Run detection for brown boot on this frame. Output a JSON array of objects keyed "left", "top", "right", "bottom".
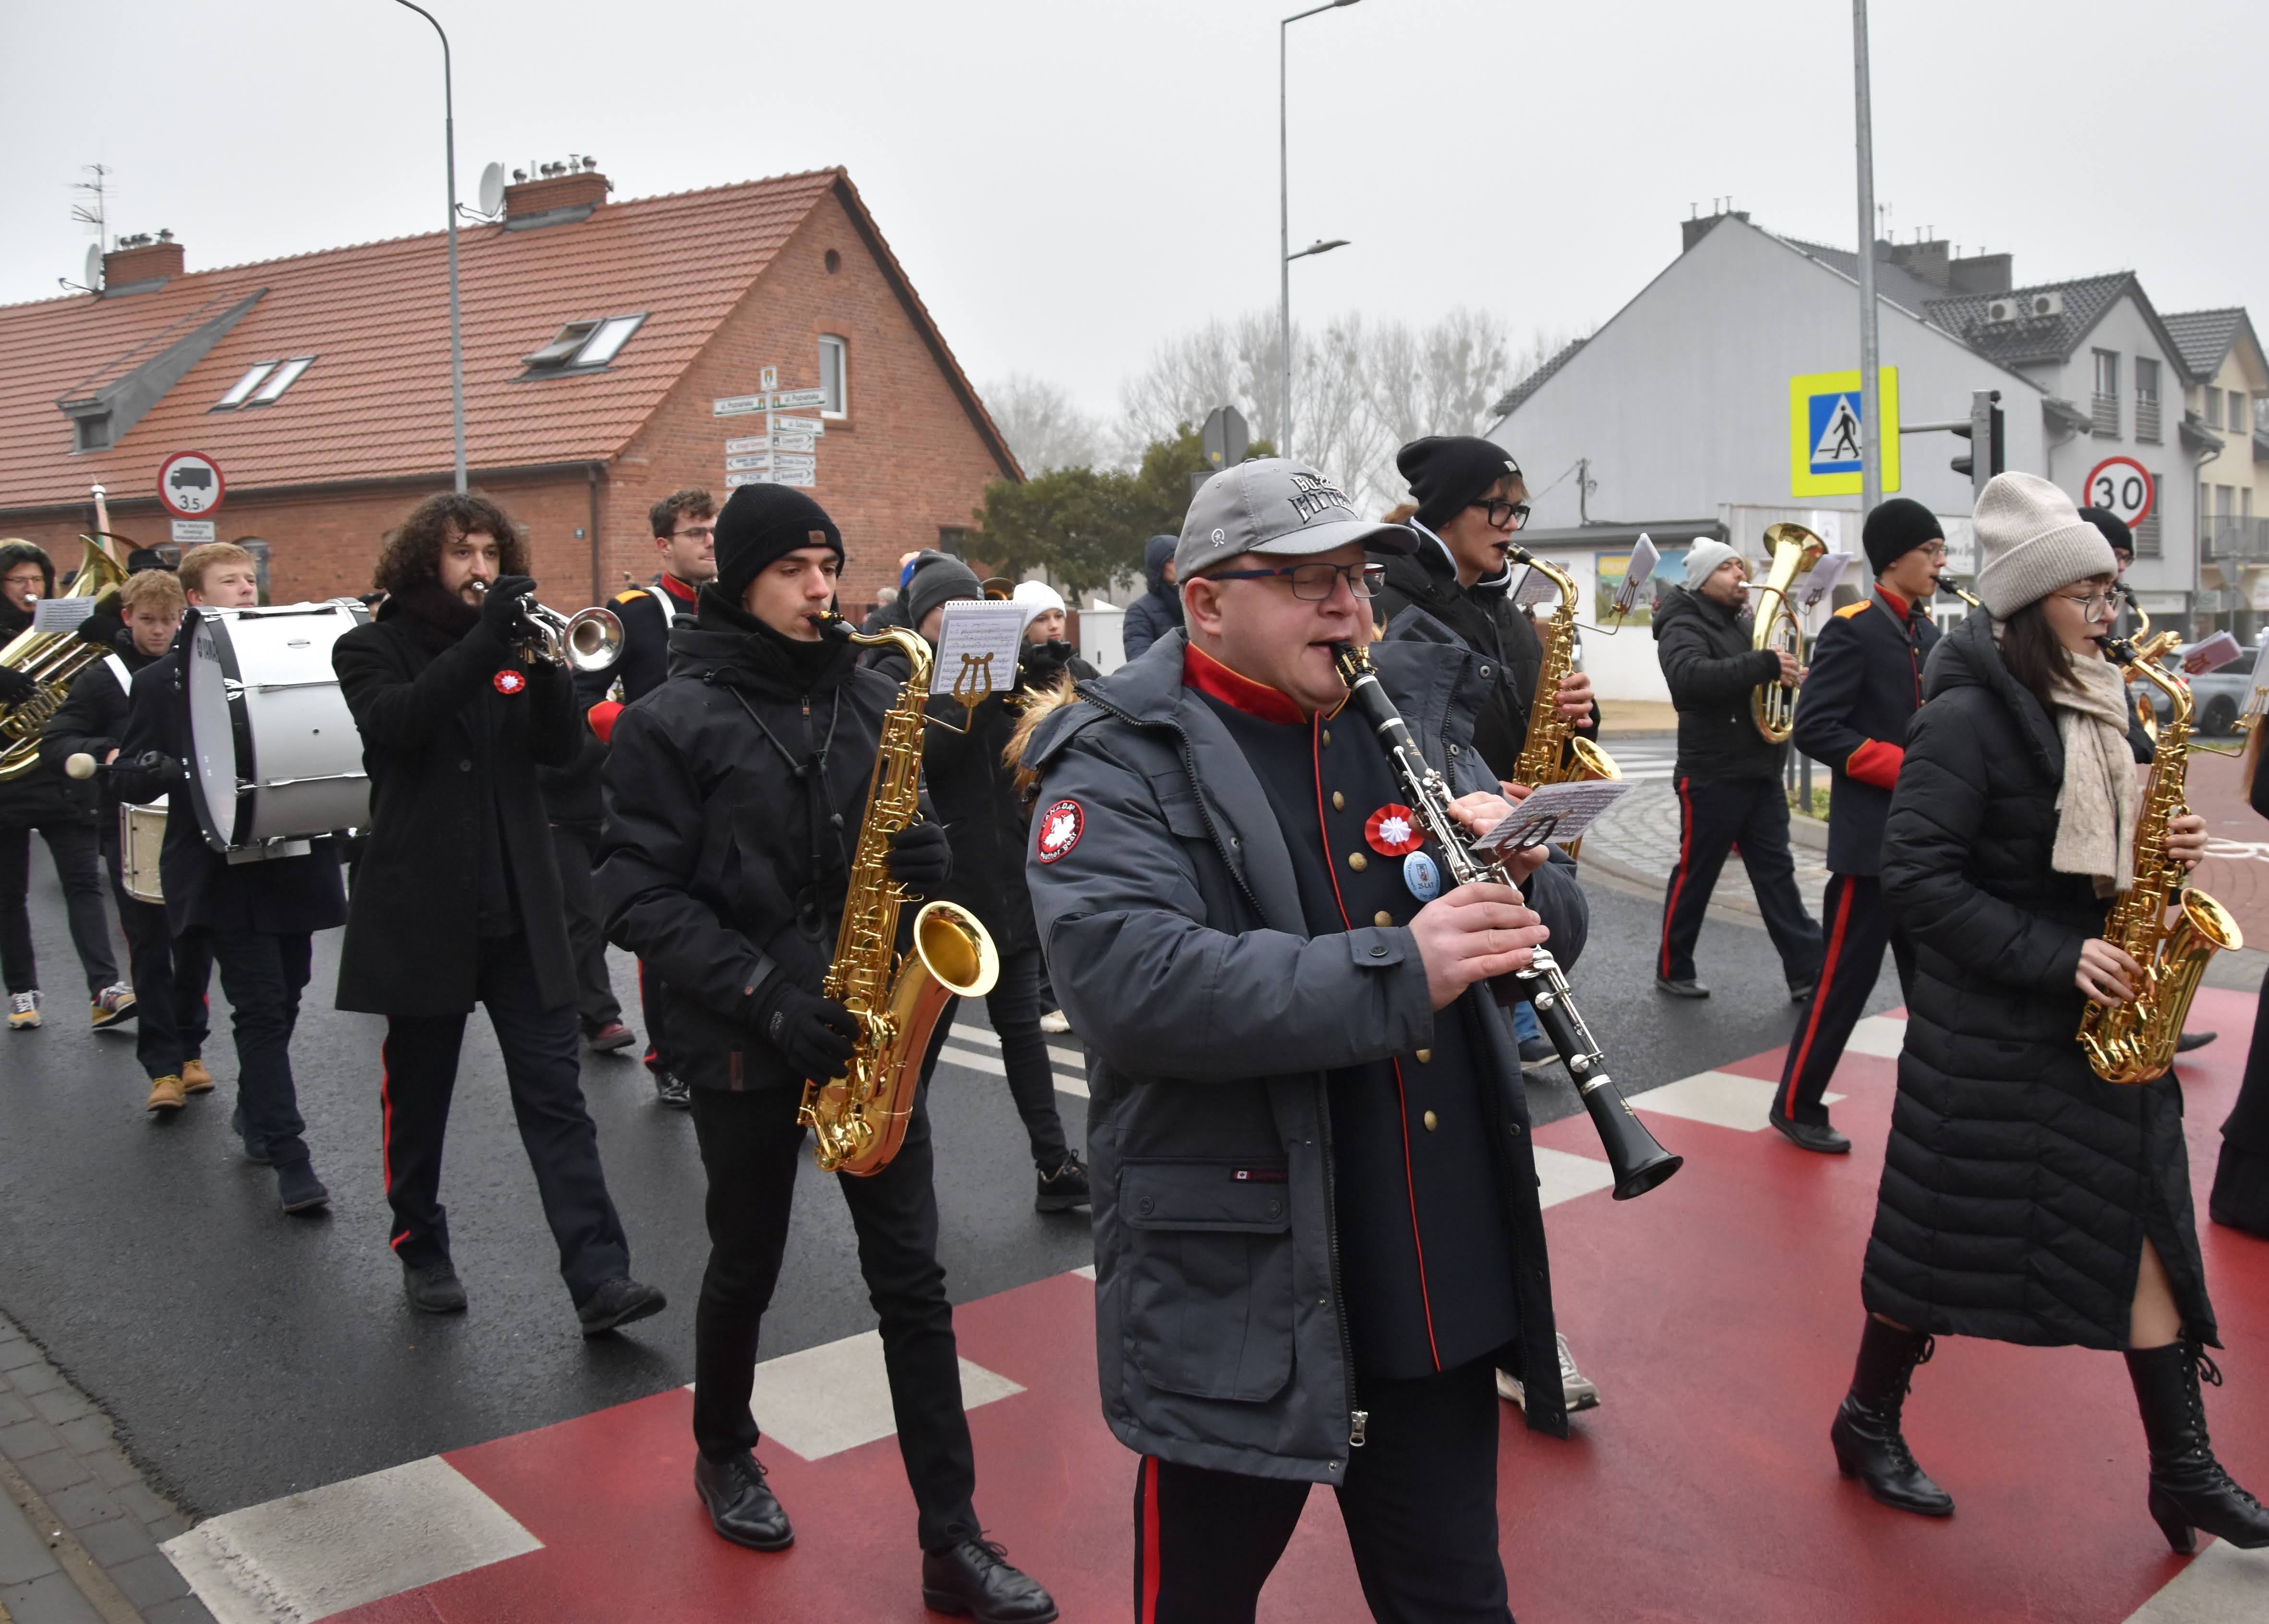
[
  {"left": 181, "top": 1058, "right": 214, "bottom": 1093},
  {"left": 145, "top": 1075, "right": 187, "bottom": 1113}
]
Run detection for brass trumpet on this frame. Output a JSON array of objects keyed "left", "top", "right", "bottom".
[{"left": 468, "top": 580, "right": 622, "bottom": 673}]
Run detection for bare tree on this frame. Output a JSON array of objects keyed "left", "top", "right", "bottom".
[{"left": 979, "top": 372, "right": 1109, "bottom": 474}]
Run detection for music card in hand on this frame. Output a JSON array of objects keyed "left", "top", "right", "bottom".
[
  {"left": 929, "top": 601, "right": 1027, "bottom": 703},
  {"left": 1610, "top": 534, "right": 1659, "bottom": 616},
  {"left": 1468, "top": 779, "right": 1633, "bottom": 857},
  {"left": 1797, "top": 551, "right": 1857, "bottom": 609},
  {"left": 31, "top": 597, "right": 96, "bottom": 633}
]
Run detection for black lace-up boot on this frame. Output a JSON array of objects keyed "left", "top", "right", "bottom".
[
  {"left": 2125, "top": 1340, "right": 2269, "bottom": 1553},
  {"left": 1830, "top": 1317, "right": 1953, "bottom": 1517}
]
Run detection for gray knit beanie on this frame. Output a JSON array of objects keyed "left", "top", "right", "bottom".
[
  {"left": 903, "top": 552, "right": 983, "bottom": 633},
  {"left": 1973, "top": 472, "right": 2114, "bottom": 619},
  {"left": 1682, "top": 538, "right": 1739, "bottom": 589}
]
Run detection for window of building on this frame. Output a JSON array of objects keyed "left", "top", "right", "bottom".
[
  {"left": 2091, "top": 349, "right": 2120, "bottom": 436},
  {"left": 2207, "top": 387, "right": 2224, "bottom": 429},
  {"left": 2135, "top": 357, "right": 2161, "bottom": 442},
  {"left": 73, "top": 415, "right": 111, "bottom": 453},
  {"left": 243, "top": 356, "right": 315, "bottom": 407},
  {"left": 819, "top": 334, "right": 848, "bottom": 417},
  {"left": 216, "top": 362, "right": 278, "bottom": 408},
  {"left": 571, "top": 315, "right": 644, "bottom": 368},
  {"left": 521, "top": 314, "right": 647, "bottom": 373},
  {"left": 936, "top": 527, "right": 968, "bottom": 557}
]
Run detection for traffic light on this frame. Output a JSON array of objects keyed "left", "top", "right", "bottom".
[{"left": 1950, "top": 388, "right": 2005, "bottom": 499}]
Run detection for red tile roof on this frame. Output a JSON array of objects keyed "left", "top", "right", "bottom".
[{"left": 0, "top": 168, "right": 1011, "bottom": 512}]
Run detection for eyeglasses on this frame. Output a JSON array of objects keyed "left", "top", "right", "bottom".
[
  {"left": 1917, "top": 543, "right": 1949, "bottom": 560},
  {"left": 1205, "top": 561, "right": 1389, "bottom": 601},
  {"left": 2056, "top": 591, "right": 2120, "bottom": 618},
  {"left": 673, "top": 526, "right": 716, "bottom": 543},
  {"left": 1468, "top": 499, "right": 1532, "bottom": 531}
]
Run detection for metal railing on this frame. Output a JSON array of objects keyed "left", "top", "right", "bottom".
[
  {"left": 2093, "top": 392, "right": 2121, "bottom": 436},
  {"left": 2201, "top": 515, "right": 2269, "bottom": 562},
  {"left": 2136, "top": 398, "right": 2162, "bottom": 442}
]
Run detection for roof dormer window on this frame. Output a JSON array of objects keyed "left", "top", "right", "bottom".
[
  {"left": 215, "top": 362, "right": 277, "bottom": 408},
  {"left": 521, "top": 314, "right": 646, "bottom": 376}
]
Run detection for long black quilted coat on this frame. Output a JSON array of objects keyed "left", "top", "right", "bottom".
[{"left": 1862, "top": 609, "right": 2216, "bottom": 1349}]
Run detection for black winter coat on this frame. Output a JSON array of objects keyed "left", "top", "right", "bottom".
[
  {"left": 1121, "top": 535, "right": 1183, "bottom": 663},
  {"left": 0, "top": 597, "right": 96, "bottom": 829},
  {"left": 39, "top": 634, "right": 161, "bottom": 833},
  {"left": 332, "top": 600, "right": 581, "bottom": 1016},
  {"left": 1863, "top": 609, "right": 2215, "bottom": 1349},
  {"left": 597, "top": 611, "right": 906, "bottom": 1092},
  {"left": 1789, "top": 586, "right": 1938, "bottom": 876},
  {"left": 1653, "top": 585, "right": 1787, "bottom": 781}
]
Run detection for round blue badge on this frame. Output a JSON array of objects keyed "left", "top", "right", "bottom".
[{"left": 1402, "top": 848, "right": 1441, "bottom": 903}]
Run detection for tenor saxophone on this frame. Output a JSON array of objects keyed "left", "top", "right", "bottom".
[
  {"left": 2076, "top": 630, "right": 2244, "bottom": 1084},
  {"left": 798, "top": 620, "right": 1000, "bottom": 1174}
]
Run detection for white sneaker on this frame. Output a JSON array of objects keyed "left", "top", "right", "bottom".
[
  {"left": 1038, "top": 1009, "right": 1070, "bottom": 1034},
  {"left": 1495, "top": 1334, "right": 1601, "bottom": 1413},
  {"left": 8, "top": 990, "right": 39, "bottom": 1030}
]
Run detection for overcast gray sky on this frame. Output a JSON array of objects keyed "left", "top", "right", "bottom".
[{"left": 8, "top": 0, "right": 2266, "bottom": 423}]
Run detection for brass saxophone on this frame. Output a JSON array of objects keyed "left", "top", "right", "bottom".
[
  {"left": 2077, "top": 630, "right": 2244, "bottom": 1084},
  {"left": 798, "top": 620, "right": 1000, "bottom": 1174},
  {"left": 1508, "top": 547, "right": 1620, "bottom": 790}
]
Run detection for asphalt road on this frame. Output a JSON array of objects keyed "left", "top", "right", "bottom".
[{"left": 0, "top": 853, "right": 1896, "bottom": 1521}]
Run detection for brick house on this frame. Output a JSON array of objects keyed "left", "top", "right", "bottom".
[{"left": 0, "top": 167, "right": 1019, "bottom": 613}]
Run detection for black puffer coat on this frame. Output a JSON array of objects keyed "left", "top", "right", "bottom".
[
  {"left": 1371, "top": 528, "right": 1545, "bottom": 783},
  {"left": 0, "top": 589, "right": 97, "bottom": 829},
  {"left": 1652, "top": 585, "right": 1786, "bottom": 781},
  {"left": 1863, "top": 609, "right": 2215, "bottom": 1349},
  {"left": 1120, "top": 535, "right": 1183, "bottom": 662}
]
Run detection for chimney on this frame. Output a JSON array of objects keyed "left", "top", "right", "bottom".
[
  {"left": 103, "top": 229, "right": 183, "bottom": 290},
  {"left": 502, "top": 161, "right": 611, "bottom": 229}
]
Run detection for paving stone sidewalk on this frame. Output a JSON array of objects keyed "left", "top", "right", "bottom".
[
  {"left": 1580, "top": 778, "right": 1832, "bottom": 922},
  {"left": 0, "top": 1314, "right": 211, "bottom": 1624}
]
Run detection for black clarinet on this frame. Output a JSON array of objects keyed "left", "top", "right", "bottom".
[{"left": 1332, "top": 642, "right": 1681, "bottom": 1200}]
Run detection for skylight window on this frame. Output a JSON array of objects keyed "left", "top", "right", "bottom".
[
  {"left": 244, "top": 356, "right": 315, "bottom": 406},
  {"left": 521, "top": 314, "right": 648, "bottom": 374},
  {"left": 215, "top": 362, "right": 277, "bottom": 408}
]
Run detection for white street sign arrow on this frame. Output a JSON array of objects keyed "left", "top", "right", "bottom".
[
  {"left": 768, "top": 416, "right": 825, "bottom": 437},
  {"left": 724, "top": 454, "right": 775, "bottom": 472},
  {"left": 768, "top": 388, "right": 828, "bottom": 410},
  {"left": 713, "top": 395, "right": 767, "bottom": 417}
]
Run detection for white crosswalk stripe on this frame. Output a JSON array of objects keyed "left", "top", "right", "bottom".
[{"left": 935, "top": 1024, "right": 1091, "bottom": 1098}]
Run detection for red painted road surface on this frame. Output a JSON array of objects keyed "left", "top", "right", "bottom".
[{"left": 309, "top": 991, "right": 2268, "bottom": 1623}]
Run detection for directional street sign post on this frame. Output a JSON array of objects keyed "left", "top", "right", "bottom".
[
  {"left": 718, "top": 377, "right": 829, "bottom": 489},
  {"left": 1789, "top": 369, "right": 1900, "bottom": 497}
]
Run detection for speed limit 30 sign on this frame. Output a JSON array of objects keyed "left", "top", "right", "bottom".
[{"left": 2084, "top": 455, "right": 2153, "bottom": 532}]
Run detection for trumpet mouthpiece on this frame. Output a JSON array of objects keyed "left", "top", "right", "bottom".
[{"left": 63, "top": 753, "right": 96, "bottom": 781}]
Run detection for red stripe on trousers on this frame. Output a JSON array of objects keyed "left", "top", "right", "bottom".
[
  {"left": 1781, "top": 875, "right": 1854, "bottom": 1118},
  {"left": 1660, "top": 776, "right": 1697, "bottom": 978},
  {"left": 1137, "top": 1456, "right": 1161, "bottom": 1624}
]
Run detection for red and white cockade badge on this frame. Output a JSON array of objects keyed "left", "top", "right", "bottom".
[
  {"left": 1035, "top": 799, "right": 1084, "bottom": 863},
  {"left": 1364, "top": 803, "right": 1424, "bottom": 856},
  {"left": 492, "top": 668, "right": 527, "bottom": 695}
]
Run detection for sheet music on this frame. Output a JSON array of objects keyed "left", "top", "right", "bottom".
[
  {"left": 928, "top": 600, "right": 1028, "bottom": 700},
  {"left": 2180, "top": 631, "right": 2242, "bottom": 675},
  {"left": 31, "top": 597, "right": 96, "bottom": 633},
  {"left": 1797, "top": 551, "right": 1857, "bottom": 609},
  {"left": 1467, "top": 778, "right": 1634, "bottom": 857},
  {"left": 1610, "top": 534, "right": 1659, "bottom": 615}
]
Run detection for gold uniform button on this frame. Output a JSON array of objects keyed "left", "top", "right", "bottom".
[
  {"left": 1373, "top": 910, "right": 1393, "bottom": 927},
  {"left": 1332, "top": 791, "right": 1345, "bottom": 811},
  {"left": 1414, "top": 1048, "right": 1431, "bottom": 1063},
  {"left": 1347, "top": 852, "right": 1368, "bottom": 872},
  {"left": 1423, "top": 1110, "right": 1439, "bottom": 1131},
  {"left": 1321, "top": 728, "right": 1332, "bottom": 746}
]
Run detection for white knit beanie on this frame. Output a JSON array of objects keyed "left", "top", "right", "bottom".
[
  {"left": 1973, "top": 472, "right": 2115, "bottom": 619},
  {"left": 1682, "top": 538, "right": 1739, "bottom": 589},
  {"left": 1011, "top": 579, "right": 1066, "bottom": 632}
]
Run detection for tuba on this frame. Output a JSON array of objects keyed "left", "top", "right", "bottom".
[
  {"left": 0, "top": 533, "right": 132, "bottom": 782},
  {"left": 1749, "top": 523, "right": 1826, "bottom": 742},
  {"left": 799, "top": 620, "right": 999, "bottom": 1174},
  {"left": 1508, "top": 548, "right": 1620, "bottom": 790},
  {"left": 2077, "top": 630, "right": 2243, "bottom": 1083}
]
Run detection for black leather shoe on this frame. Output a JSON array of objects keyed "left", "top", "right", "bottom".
[
  {"left": 404, "top": 1261, "right": 468, "bottom": 1314},
  {"left": 2176, "top": 1030, "right": 2218, "bottom": 1054},
  {"left": 1788, "top": 978, "right": 1818, "bottom": 1003},
  {"left": 577, "top": 1277, "right": 667, "bottom": 1337},
  {"left": 693, "top": 1452, "right": 793, "bottom": 1551},
  {"left": 920, "top": 1538, "right": 1057, "bottom": 1623},
  {"left": 1034, "top": 1153, "right": 1090, "bottom": 1214},
  {"left": 653, "top": 1069, "right": 691, "bottom": 1110},
  {"left": 1830, "top": 1319, "right": 1953, "bottom": 1517},
  {"left": 1654, "top": 977, "right": 1710, "bottom": 999},
  {"left": 1769, "top": 1112, "right": 1851, "bottom": 1155},
  {"left": 230, "top": 1103, "right": 271, "bottom": 1165},
  {"left": 275, "top": 1158, "right": 329, "bottom": 1214},
  {"left": 2125, "top": 1341, "right": 2269, "bottom": 1552}
]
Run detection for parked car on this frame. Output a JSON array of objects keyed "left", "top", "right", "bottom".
[{"left": 2132, "top": 640, "right": 2260, "bottom": 735}]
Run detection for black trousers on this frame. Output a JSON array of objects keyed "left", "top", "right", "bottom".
[
  {"left": 0, "top": 818, "right": 116, "bottom": 996},
  {"left": 687, "top": 1081, "right": 979, "bottom": 1553},
  {"left": 548, "top": 823, "right": 622, "bottom": 1033},
  {"left": 1774, "top": 872, "right": 1914, "bottom": 1125},
  {"left": 1131, "top": 1358, "right": 1510, "bottom": 1624},
  {"left": 105, "top": 841, "right": 212, "bottom": 1080},
  {"left": 919, "top": 943, "right": 1069, "bottom": 1170},
  {"left": 208, "top": 930, "right": 313, "bottom": 1167},
  {"left": 1657, "top": 775, "right": 1823, "bottom": 987},
  {"left": 639, "top": 959, "right": 672, "bottom": 1075},
  {"left": 2212, "top": 967, "right": 2269, "bottom": 1235},
  {"left": 379, "top": 932, "right": 631, "bottom": 1302}
]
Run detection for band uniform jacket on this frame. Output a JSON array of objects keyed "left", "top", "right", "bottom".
[
  {"left": 1020, "top": 630, "right": 1586, "bottom": 1485},
  {"left": 1789, "top": 586, "right": 1940, "bottom": 877},
  {"left": 0, "top": 595, "right": 96, "bottom": 829},
  {"left": 332, "top": 602, "right": 581, "bottom": 1016},
  {"left": 109, "top": 645, "right": 347, "bottom": 938},
  {"left": 39, "top": 634, "right": 163, "bottom": 833},
  {"left": 1652, "top": 584, "right": 1787, "bottom": 781}
]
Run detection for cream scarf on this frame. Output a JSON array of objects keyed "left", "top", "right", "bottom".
[{"left": 2050, "top": 651, "right": 2140, "bottom": 896}]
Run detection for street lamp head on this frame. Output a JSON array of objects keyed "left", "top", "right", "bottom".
[{"left": 1310, "top": 238, "right": 1349, "bottom": 254}]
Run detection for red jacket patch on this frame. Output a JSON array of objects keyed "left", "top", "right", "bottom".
[{"left": 1035, "top": 800, "right": 1084, "bottom": 863}]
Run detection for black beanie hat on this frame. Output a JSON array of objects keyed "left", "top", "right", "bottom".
[
  {"left": 1861, "top": 497, "right": 1944, "bottom": 576},
  {"left": 1397, "top": 436, "right": 1525, "bottom": 532},
  {"left": 711, "top": 483, "right": 843, "bottom": 601},
  {"left": 903, "top": 551, "right": 983, "bottom": 633},
  {"left": 2078, "top": 505, "right": 2134, "bottom": 558}
]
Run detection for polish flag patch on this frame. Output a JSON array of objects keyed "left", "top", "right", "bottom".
[
  {"left": 1364, "top": 803, "right": 1424, "bottom": 856},
  {"left": 1035, "top": 799, "right": 1084, "bottom": 864},
  {"left": 492, "top": 668, "right": 527, "bottom": 695}
]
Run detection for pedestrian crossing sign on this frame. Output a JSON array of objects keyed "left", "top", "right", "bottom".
[{"left": 1789, "top": 368, "right": 1899, "bottom": 497}]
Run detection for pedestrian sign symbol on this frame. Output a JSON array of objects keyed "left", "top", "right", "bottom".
[{"left": 1789, "top": 368, "right": 1900, "bottom": 497}]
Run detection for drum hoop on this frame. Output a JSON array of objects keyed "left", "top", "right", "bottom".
[{"left": 184, "top": 600, "right": 370, "bottom": 854}]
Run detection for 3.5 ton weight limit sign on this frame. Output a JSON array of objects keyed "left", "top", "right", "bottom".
[{"left": 2085, "top": 455, "right": 2153, "bottom": 533}]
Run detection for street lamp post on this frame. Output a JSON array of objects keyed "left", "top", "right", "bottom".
[
  {"left": 394, "top": 0, "right": 469, "bottom": 495},
  {"left": 1852, "top": 0, "right": 1880, "bottom": 517},
  {"left": 1281, "top": 0, "right": 1360, "bottom": 462}
]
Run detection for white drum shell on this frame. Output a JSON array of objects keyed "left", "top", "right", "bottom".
[
  {"left": 120, "top": 798, "right": 166, "bottom": 904},
  {"left": 185, "top": 601, "right": 370, "bottom": 851}
]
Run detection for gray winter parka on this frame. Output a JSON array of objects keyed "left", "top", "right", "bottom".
[{"left": 1021, "top": 630, "right": 1582, "bottom": 1484}]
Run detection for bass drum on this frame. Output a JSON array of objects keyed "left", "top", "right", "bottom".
[
  {"left": 185, "top": 600, "right": 372, "bottom": 853},
  {"left": 120, "top": 797, "right": 167, "bottom": 904}
]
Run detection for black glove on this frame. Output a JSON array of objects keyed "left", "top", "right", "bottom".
[
  {"left": 478, "top": 574, "right": 540, "bottom": 638},
  {"left": 74, "top": 609, "right": 126, "bottom": 653},
  {"left": 751, "top": 978, "right": 860, "bottom": 1080},
  {"left": 886, "top": 820, "right": 953, "bottom": 895},
  {"left": 0, "top": 666, "right": 36, "bottom": 705},
  {"left": 1018, "top": 639, "right": 1075, "bottom": 684}
]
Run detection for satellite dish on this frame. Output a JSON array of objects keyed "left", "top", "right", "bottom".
[
  {"left": 83, "top": 243, "right": 102, "bottom": 292},
  {"left": 477, "top": 162, "right": 506, "bottom": 217}
]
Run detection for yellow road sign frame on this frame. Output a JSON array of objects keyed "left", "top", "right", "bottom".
[{"left": 1790, "top": 368, "right": 1899, "bottom": 497}]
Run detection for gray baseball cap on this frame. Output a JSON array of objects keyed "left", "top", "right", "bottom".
[{"left": 1175, "top": 458, "right": 1417, "bottom": 579}]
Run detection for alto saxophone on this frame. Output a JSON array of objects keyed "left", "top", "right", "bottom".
[
  {"left": 799, "top": 620, "right": 1000, "bottom": 1174},
  {"left": 2076, "top": 630, "right": 2244, "bottom": 1084},
  {"left": 1508, "top": 547, "right": 1620, "bottom": 791}
]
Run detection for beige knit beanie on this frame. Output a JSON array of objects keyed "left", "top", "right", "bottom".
[{"left": 1973, "top": 472, "right": 2114, "bottom": 619}]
